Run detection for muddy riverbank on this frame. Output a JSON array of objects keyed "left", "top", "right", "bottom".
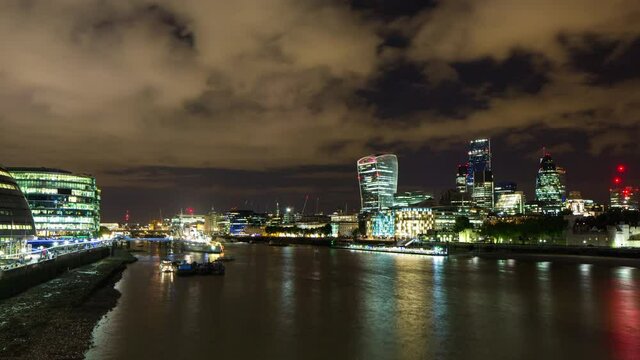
[{"left": 0, "top": 250, "right": 136, "bottom": 359}]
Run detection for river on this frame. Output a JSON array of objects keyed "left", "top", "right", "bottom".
[{"left": 85, "top": 243, "right": 640, "bottom": 360}]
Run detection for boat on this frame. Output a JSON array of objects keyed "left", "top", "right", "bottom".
[
  {"left": 172, "top": 214, "right": 224, "bottom": 253},
  {"left": 159, "top": 260, "right": 176, "bottom": 273},
  {"left": 176, "top": 261, "right": 196, "bottom": 276},
  {"left": 196, "top": 261, "right": 225, "bottom": 275},
  {"left": 181, "top": 240, "right": 224, "bottom": 253}
]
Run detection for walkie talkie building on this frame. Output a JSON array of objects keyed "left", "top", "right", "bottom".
[{"left": 357, "top": 154, "right": 398, "bottom": 213}]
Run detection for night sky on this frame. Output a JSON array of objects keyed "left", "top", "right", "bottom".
[{"left": 1, "top": 0, "right": 639, "bottom": 222}]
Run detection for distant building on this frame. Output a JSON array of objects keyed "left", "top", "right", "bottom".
[
  {"left": 534, "top": 153, "right": 565, "bottom": 214},
  {"left": 609, "top": 164, "right": 638, "bottom": 210},
  {"left": 472, "top": 170, "right": 494, "bottom": 210},
  {"left": 494, "top": 182, "right": 517, "bottom": 205},
  {"left": 366, "top": 208, "right": 435, "bottom": 239},
  {"left": 330, "top": 212, "right": 358, "bottom": 238},
  {"left": 225, "top": 210, "right": 267, "bottom": 236},
  {"left": 9, "top": 167, "right": 100, "bottom": 239},
  {"left": 495, "top": 192, "right": 525, "bottom": 215},
  {"left": 610, "top": 187, "right": 639, "bottom": 210},
  {"left": 456, "top": 164, "right": 468, "bottom": 193},
  {"left": 0, "top": 166, "right": 36, "bottom": 257},
  {"left": 393, "top": 191, "right": 433, "bottom": 208},
  {"left": 467, "top": 139, "right": 494, "bottom": 210},
  {"left": 357, "top": 154, "right": 398, "bottom": 213}
]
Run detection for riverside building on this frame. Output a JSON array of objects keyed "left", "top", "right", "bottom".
[
  {"left": 8, "top": 168, "right": 100, "bottom": 239},
  {"left": 0, "top": 166, "right": 36, "bottom": 257}
]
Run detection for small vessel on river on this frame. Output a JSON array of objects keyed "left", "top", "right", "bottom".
[{"left": 176, "top": 260, "right": 225, "bottom": 276}]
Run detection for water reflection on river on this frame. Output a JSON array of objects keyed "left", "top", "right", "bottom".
[{"left": 85, "top": 244, "right": 640, "bottom": 360}]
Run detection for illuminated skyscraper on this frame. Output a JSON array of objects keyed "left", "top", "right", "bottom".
[
  {"left": 610, "top": 164, "right": 639, "bottom": 210},
  {"left": 534, "top": 153, "right": 566, "bottom": 214},
  {"left": 467, "top": 139, "right": 493, "bottom": 209},
  {"left": 357, "top": 154, "right": 398, "bottom": 213},
  {"left": 9, "top": 168, "right": 101, "bottom": 239},
  {"left": 467, "top": 139, "right": 491, "bottom": 189}
]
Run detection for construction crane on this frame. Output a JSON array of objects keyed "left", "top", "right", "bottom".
[{"left": 301, "top": 194, "right": 309, "bottom": 215}]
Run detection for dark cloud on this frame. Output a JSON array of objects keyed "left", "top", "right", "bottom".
[{"left": 1, "top": 0, "right": 639, "bottom": 219}]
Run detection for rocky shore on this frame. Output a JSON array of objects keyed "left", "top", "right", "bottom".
[{"left": 0, "top": 249, "right": 137, "bottom": 360}]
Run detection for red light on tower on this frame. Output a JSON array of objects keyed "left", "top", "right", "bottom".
[
  {"left": 186, "top": 207, "right": 194, "bottom": 215},
  {"left": 614, "top": 177, "right": 622, "bottom": 185},
  {"left": 617, "top": 164, "right": 626, "bottom": 173}
]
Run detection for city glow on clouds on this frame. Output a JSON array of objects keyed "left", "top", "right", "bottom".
[{"left": 1, "top": 0, "right": 639, "bottom": 186}]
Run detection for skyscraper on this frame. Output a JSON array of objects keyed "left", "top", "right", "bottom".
[
  {"left": 535, "top": 153, "right": 566, "bottom": 214},
  {"left": 467, "top": 139, "right": 493, "bottom": 209},
  {"left": 357, "top": 154, "right": 398, "bottom": 213},
  {"left": 610, "top": 164, "right": 639, "bottom": 210}
]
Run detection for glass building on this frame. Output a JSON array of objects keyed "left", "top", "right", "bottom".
[
  {"left": 393, "top": 191, "right": 432, "bottom": 208},
  {"left": 495, "top": 192, "right": 525, "bottom": 215},
  {"left": 0, "top": 166, "right": 36, "bottom": 257},
  {"left": 357, "top": 154, "right": 398, "bottom": 213},
  {"left": 467, "top": 139, "right": 491, "bottom": 189},
  {"left": 8, "top": 168, "right": 101, "bottom": 239},
  {"left": 534, "top": 154, "right": 566, "bottom": 214},
  {"left": 467, "top": 139, "right": 494, "bottom": 210}
]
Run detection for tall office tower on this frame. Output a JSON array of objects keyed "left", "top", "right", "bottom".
[
  {"left": 357, "top": 154, "right": 398, "bottom": 213},
  {"left": 535, "top": 153, "right": 566, "bottom": 214},
  {"left": 610, "top": 164, "right": 639, "bottom": 210},
  {"left": 467, "top": 139, "right": 493, "bottom": 209},
  {"left": 467, "top": 139, "right": 491, "bottom": 189},
  {"left": 456, "top": 164, "right": 468, "bottom": 193},
  {"left": 472, "top": 169, "right": 494, "bottom": 210}
]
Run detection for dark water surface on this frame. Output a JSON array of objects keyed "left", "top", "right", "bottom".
[{"left": 85, "top": 244, "right": 640, "bottom": 360}]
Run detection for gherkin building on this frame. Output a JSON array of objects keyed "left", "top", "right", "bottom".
[{"left": 535, "top": 154, "right": 566, "bottom": 214}]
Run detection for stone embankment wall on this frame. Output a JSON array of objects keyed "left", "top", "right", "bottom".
[{"left": 0, "top": 247, "right": 110, "bottom": 300}]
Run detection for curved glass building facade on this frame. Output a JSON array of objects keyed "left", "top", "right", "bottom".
[
  {"left": 8, "top": 168, "right": 100, "bottom": 239},
  {"left": 535, "top": 154, "right": 566, "bottom": 214},
  {"left": 357, "top": 154, "right": 398, "bottom": 213},
  {"left": 0, "top": 166, "right": 35, "bottom": 256}
]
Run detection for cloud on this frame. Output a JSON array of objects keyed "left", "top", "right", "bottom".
[
  {"left": 0, "top": 0, "right": 383, "bottom": 178},
  {"left": 1, "top": 0, "right": 639, "bottom": 195},
  {"left": 407, "top": 0, "right": 640, "bottom": 63}
]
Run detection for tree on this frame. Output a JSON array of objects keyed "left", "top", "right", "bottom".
[{"left": 453, "top": 216, "right": 472, "bottom": 233}]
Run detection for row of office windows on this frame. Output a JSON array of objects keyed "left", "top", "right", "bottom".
[
  {"left": 0, "top": 224, "right": 34, "bottom": 230},
  {"left": 11, "top": 173, "right": 94, "bottom": 185},
  {"left": 0, "top": 183, "right": 18, "bottom": 191}
]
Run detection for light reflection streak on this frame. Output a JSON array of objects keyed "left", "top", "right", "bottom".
[{"left": 609, "top": 267, "right": 640, "bottom": 360}]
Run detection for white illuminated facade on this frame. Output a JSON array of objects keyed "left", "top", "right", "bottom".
[
  {"left": 357, "top": 154, "right": 398, "bottom": 213},
  {"left": 366, "top": 208, "right": 434, "bottom": 239},
  {"left": 495, "top": 192, "right": 525, "bottom": 215},
  {"left": 394, "top": 208, "right": 434, "bottom": 239}
]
